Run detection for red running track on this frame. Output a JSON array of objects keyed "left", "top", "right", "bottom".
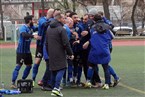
[{"left": 0, "top": 39, "right": 145, "bottom": 49}]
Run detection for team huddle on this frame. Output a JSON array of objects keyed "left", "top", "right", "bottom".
[{"left": 11, "top": 8, "right": 120, "bottom": 96}]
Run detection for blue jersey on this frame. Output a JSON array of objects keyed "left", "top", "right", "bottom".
[
  {"left": 79, "top": 21, "right": 90, "bottom": 50},
  {"left": 64, "top": 24, "right": 71, "bottom": 40},
  {"left": 43, "top": 40, "right": 49, "bottom": 60},
  {"left": 42, "top": 18, "right": 54, "bottom": 60},
  {"left": 73, "top": 23, "right": 84, "bottom": 38},
  {"left": 37, "top": 17, "right": 54, "bottom": 46},
  {"left": 17, "top": 25, "right": 33, "bottom": 53},
  {"left": 88, "top": 28, "right": 113, "bottom": 65}
]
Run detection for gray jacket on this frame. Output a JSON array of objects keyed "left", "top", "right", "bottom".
[{"left": 46, "top": 19, "right": 73, "bottom": 71}]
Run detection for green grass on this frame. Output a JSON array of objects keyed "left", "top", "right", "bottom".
[{"left": 0, "top": 46, "right": 145, "bottom": 97}]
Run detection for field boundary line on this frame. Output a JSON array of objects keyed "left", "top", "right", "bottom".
[{"left": 100, "top": 77, "right": 145, "bottom": 95}]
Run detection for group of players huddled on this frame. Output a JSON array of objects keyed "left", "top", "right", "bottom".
[{"left": 11, "top": 8, "right": 120, "bottom": 96}]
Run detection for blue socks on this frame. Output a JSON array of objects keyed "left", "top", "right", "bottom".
[
  {"left": 87, "top": 67, "right": 94, "bottom": 81},
  {"left": 32, "top": 64, "right": 39, "bottom": 81},
  {"left": 22, "top": 66, "right": 32, "bottom": 79},
  {"left": 12, "top": 65, "right": 21, "bottom": 84}
]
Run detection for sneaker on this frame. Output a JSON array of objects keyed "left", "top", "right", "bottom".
[
  {"left": 10, "top": 84, "right": 17, "bottom": 89},
  {"left": 102, "top": 84, "right": 109, "bottom": 90},
  {"left": 113, "top": 78, "right": 120, "bottom": 87},
  {"left": 84, "top": 81, "right": 92, "bottom": 88},
  {"left": 38, "top": 80, "right": 43, "bottom": 86},
  {"left": 33, "top": 81, "right": 35, "bottom": 87},
  {"left": 51, "top": 88, "right": 63, "bottom": 97},
  {"left": 92, "top": 83, "right": 102, "bottom": 88}
]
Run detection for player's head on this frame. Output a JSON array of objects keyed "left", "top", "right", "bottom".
[
  {"left": 65, "top": 17, "right": 74, "bottom": 28},
  {"left": 24, "top": 15, "right": 34, "bottom": 27},
  {"left": 53, "top": 8, "right": 61, "bottom": 17},
  {"left": 55, "top": 13, "right": 65, "bottom": 24},
  {"left": 88, "top": 8, "right": 97, "bottom": 20},
  {"left": 65, "top": 10, "right": 72, "bottom": 17},
  {"left": 46, "top": 8, "right": 55, "bottom": 18},
  {"left": 93, "top": 14, "right": 102, "bottom": 22},
  {"left": 98, "top": 11, "right": 104, "bottom": 17},
  {"left": 83, "top": 14, "right": 89, "bottom": 23},
  {"left": 69, "top": 12, "right": 78, "bottom": 23}
]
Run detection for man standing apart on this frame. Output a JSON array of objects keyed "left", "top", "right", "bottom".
[
  {"left": 46, "top": 13, "right": 74, "bottom": 96},
  {"left": 11, "top": 15, "right": 41, "bottom": 88}
]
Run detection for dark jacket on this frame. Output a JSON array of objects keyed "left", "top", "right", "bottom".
[{"left": 45, "top": 19, "right": 73, "bottom": 71}]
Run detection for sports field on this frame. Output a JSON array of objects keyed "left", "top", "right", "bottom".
[{"left": 0, "top": 39, "right": 145, "bottom": 97}]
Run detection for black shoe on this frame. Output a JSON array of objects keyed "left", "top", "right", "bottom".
[
  {"left": 113, "top": 78, "right": 120, "bottom": 87},
  {"left": 109, "top": 83, "right": 113, "bottom": 87},
  {"left": 41, "top": 86, "right": 52, "bottom": 91}
]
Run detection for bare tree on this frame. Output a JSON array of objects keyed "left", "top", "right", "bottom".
[
  {"left": 138, "top": 0, "right": 145, "bottom": 29},
  {"left": 131, "top": 0, "right": 139, "bottom": 36},
  {"left": 102, "top": 0, "right": 110, "bottom": 20},
  {"left": 0, "top": 0, "right": 4, "bottom": 40},
  {"left": 72, "top": 0, "right": 76, "bottom": 12},
  {"left": 54, "top": 0, "right": 70, "bottom": 10},
  {"left": 41, "top": 0, "right": 45, "bottom": 16}
]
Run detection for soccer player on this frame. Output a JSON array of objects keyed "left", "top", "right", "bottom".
[
  {"left": 84, "top": 14, "right": 113, "bottom": 89},
  {"left": 11, "top": 15, "right": 41, "bottom": 88},
  {"left": 62, "top": 17, "right": 74, "bottom": 86},
  {"left": 45, "top": 13, "right": 74, "bottom": 96},
  {"left": 69, "top": 12, "right": 84, "bottom": 86},
  {"left": 32, "top": 8, "right": 54, "bottom": 83},
  {"left": 79, "top": 14, "right": 90, "bottom": 80}
]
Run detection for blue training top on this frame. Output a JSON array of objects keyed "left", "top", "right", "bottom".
[
  {"left": 64, "top": 24, "right": 71, "bottom": 40},
  {"left": 17, "top": 24, "right": 34, "bottom": 53},
  {"left": 37, "top": 17, "right": 54, "bottom": 47},
  {"left": 88, "top": 28, "right": 113, "bottom": 65},
  {"left": 42, "top": 18, "right": 54, "bottom": 60}
]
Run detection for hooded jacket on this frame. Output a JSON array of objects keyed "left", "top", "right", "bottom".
[
  {"left": 45, "top": 19, "right": 73, "bottom": 71},
  {"left": 88, "top": 20, "right": 113, "bottom": 65}
]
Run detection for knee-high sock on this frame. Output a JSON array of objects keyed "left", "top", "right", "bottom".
[
  {"left": 55, "top": 69, "right": 65, "bottom": 89},
  {"left": 32, "top": 64, "right": 39, "bottom": 81},
  {"left": 109, "top": 65, "right": 119, "bottom": 80},
  {"left": 22, "top": 65, "right": 32, "bottom": 79},
  {"left": 12, "top": 65, "right": 21, "bottom": 84},
  {"left": 87, "top": 67, "right": 94, "bottom": 81}
]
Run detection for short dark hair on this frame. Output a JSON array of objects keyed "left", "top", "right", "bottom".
[
  {"left": 93, "top": 14, "right": 102, "bottom": 22},
  {"left": 24, "top": 15, "right": 34, "bottom": 24},
  {"left": 69, "top": 12, "right": 77, "bottom": 18},
  {"left": 98, "top": 11, "right": 104, "bottom": 16},
  {"left": 65, "top": 10, "right": 72, "bottom": 14}
]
